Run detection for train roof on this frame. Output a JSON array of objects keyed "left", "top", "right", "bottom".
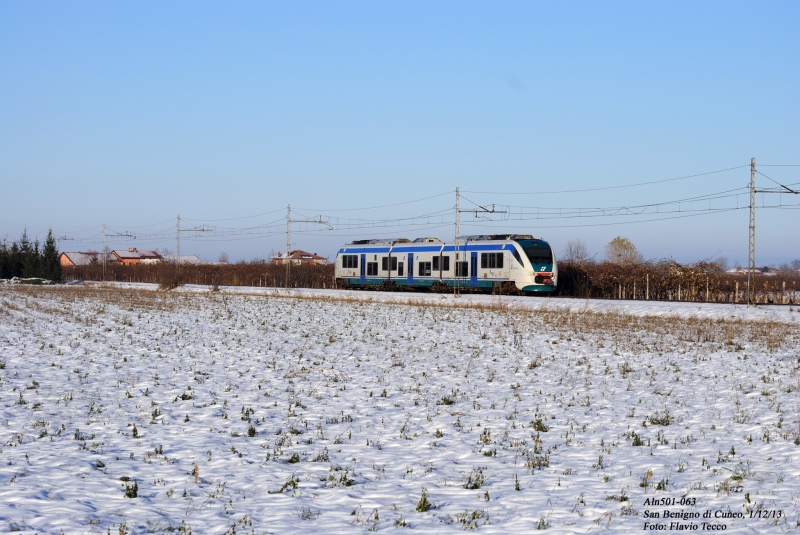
[
  {"left": 460, "top": 234, "right": 539, "bottom": 241},
  {"left": 348, "top": 234, "right": 544, "bottom": 246},
  {"left": 348, "top": 237, "right": 444, "bottom": 245},
  {"left": 349, "top": 238, "right": 411, "bottom": 245},
  {"left": 343, "top": 234, "right": 550, "bottom": 251}
]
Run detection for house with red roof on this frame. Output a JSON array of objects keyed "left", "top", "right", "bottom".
[
  {"left": 270, "top": 250, "right": 327, "bottom": 265},
  {"left": 110, "top": 248, "right": 163, "bottom": 265}
]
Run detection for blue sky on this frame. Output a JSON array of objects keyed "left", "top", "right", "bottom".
[{"left": 2, "top": 1, "right": 798, "bottom": 265}]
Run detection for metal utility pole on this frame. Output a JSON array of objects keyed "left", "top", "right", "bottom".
[
  {"left": 102, "top": 224, "right": 135, "bottom": 282},
  {"left": 176, "top": 214, "right": 180, "bottom": 278},
  {"left": 746, "top": 157, "right": 799, "bottom": 307},
  {"left": 285, "top": 204, "right": 332, "bottom": 289},
  {"left": 454, "top": 187, "right": 507, "bottom": 298},
  {"left": 454, "top": 188, "right": 460, "bottom": 297},
  {"left": 286, "top": 204, "right": 291, "bottom": 289},
  {"left": 747, "top": 159, "right": 756, "bottom": 307},
  {"left": 176, "top": 215, "right": 211, "bottom": 283}
]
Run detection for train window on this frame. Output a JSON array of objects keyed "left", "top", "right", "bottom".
[
  {"left": 342, "top": 255, "right": 358, "bottom": 269},
  {"left": 433, "top": 256, "right": 450, "bottom": 272},
  {"left": 382, "top": 257, "right": 398, "bottom": 271},
  {"left": 480, "top": 253, "right": 504, "bottom": 269},
  {"left": 523, "top": 245, "right": 553, "bottom": 265},
  {"left": 398, "top": 262, "right": 404, "bottom": 276},
  {"left": 455, "top": 261, "right": 469, "bottom": 277},
  {"left": 510, "top": 249, "right": 523, "bottom": 266},
  {"left": 418, "top": 262, "right": 431, "bottom": 276},
  {"left": 367, "top": 262, "right": 378, "bottom": 276}
]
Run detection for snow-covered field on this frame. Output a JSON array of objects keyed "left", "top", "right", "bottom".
[{"left": 1, "top": 284, "right": 799, "bottom": 534}]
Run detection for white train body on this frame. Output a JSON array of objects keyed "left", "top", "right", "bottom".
[{"left": 334, "top": 234, "right": 556, "bottom": 293}]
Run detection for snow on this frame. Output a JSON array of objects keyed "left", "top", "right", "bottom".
[
  {"left": 1, "top": 284, "right": 798, "bottom": 533},
  {"left": 107, "top": 281, "right": 800, "bottom": 323}
]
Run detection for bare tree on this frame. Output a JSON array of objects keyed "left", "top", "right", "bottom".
[
  {"left": 792, "top": 259, "right": 800, "bottom": 271},
  {"left": 605, "top": 236, "right": 643, "bottom": 265},
  {"left": 561, "top": 239, "right": 590, "bottom": 263},
  {"left": 218, "top": 252, "right": 229, "bottom": 264},
  {"left": 712, "top": 256, "right": 729, "bottom": 272}
]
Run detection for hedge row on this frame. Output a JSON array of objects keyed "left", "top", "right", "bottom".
[{"left": 62, "top": 260, "right": 800, "bottom": 304}]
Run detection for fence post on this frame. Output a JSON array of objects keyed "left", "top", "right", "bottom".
[
  {"left": 782, "top": 281, "right": 786, "bottom": 304},
  {"left": 735, "top": 281, "right": 738, "bottom": 303},
  {"left": 633, "top": 281, "right": 636, "bottom": 300},
  {"left": 646, "top": 274, "right": 649, "bottom": 300},
  {"left": 678, "top": 284, "right": 681, "bottom": 301},
  {"left": 706, "top": 277, "right": 709, "bottom": 302}
]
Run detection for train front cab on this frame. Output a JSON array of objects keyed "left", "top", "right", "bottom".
[{"left": 512, "top": 239, "right": 557, "bottom": 293}]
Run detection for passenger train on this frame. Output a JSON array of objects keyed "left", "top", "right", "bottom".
[{"left": 334, "top": 234, "right": 557, "bottom": 294}]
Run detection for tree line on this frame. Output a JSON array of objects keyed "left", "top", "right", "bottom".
[
  {"left": 0, "top": 229, "right": 62, "bottom": 281},
  {"left": 62, "top": 261, "right": 334, "bottom": 290},
  {"left": 555, "top": 237, "right": 800, "bottom": 304},
  {"left": 50, "top": 234, "right": 800, "bottom": 304}
]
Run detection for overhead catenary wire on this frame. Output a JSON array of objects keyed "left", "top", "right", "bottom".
[
  {"left": 52, "top": 195, "right": 753, "bottom": 242},
  {"left": 181, "top": 208, "right": 286, "bottom": 222},
  {"left": 462, "top": 165, "right": 750, "bottom": 195},
  {"left": 755, "top": 171, "right": 799, "bottom": 194},
  {"left": 47, "top": 162, "right": 799, "bottom": 253},
  {"left": 296, "top": 191, "right": 453, "bottom": 212},
  {"left": 459, "top": 205, "right": 752, "bottom": 229},
  {"left": 61, "top": 201, "right": 800, "bottom": 247}
]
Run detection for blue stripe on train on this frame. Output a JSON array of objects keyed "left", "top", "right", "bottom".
[{"left": 338, "top": 243, "right": 522, "bottom": 255}]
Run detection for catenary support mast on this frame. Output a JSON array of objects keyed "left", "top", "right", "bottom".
[
  {"left": 454, "top": 188, "right": 460, "bottom": 298},
  {"left": 746, "top": 156, "right": 800, "bottom": 307},
  {"left": 286, "top": 204, "right": 291, "bottom": 289},
  {"left": 747, "top": 159, "right": 756, "bottom": 307}
]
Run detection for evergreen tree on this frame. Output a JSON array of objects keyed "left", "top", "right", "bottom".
[
  {"left": 33, "top": 238, "right": 41, "bottom": 276},
  {"left": 9, "top": 242, "right": 22, "bottom": 278},
  {"left": 0, "top": 239, "right": 6, "bottom": 279},
  {"left": 21, "top": 229, "right": 38, "bottom": 278},
  {"left": 41, "top": 229, "right": 62, "bottom": 281}
]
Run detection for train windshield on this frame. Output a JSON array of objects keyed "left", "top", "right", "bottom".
[{"left": 518, "top": 241, "right": 553, "bottom": 266}]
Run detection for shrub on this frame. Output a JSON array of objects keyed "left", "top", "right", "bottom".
[{"left": 416, "top": 488, "right": 433, "bottom": 512}]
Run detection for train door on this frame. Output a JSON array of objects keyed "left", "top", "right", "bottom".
[
  {"left": 360, "top": 254, "right": 366, "bottom": 284},
  {"left": 470, "top": 252, "right": 478, "bottom": 287},
  {"left": 407, "top": 253, "right": 414, "bottom": 285}
]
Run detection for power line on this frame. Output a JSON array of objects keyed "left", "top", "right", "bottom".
[
  {"left": 296, "top": 191, "right": 453, "bottom": 212},
  {"left": 48, "top": 162, "right": 799, "bottom": 254},
  {"left": 104, "top": 218, "right": 177, "bottom": 229},
  {"left": 458, "top": 186, "right": 749, "bottom": 221},
  {"left": 181, "top": 208, "right": 286, "bottom": 222},
  {"left": 293, "top": 223, "right": 455, "bottom": 238},
  {"left": 461, "top": 206, "right": 747, "bottom": 229},
  {"left": 462, "top": 165, "right": 749, "bottom": 195}
]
